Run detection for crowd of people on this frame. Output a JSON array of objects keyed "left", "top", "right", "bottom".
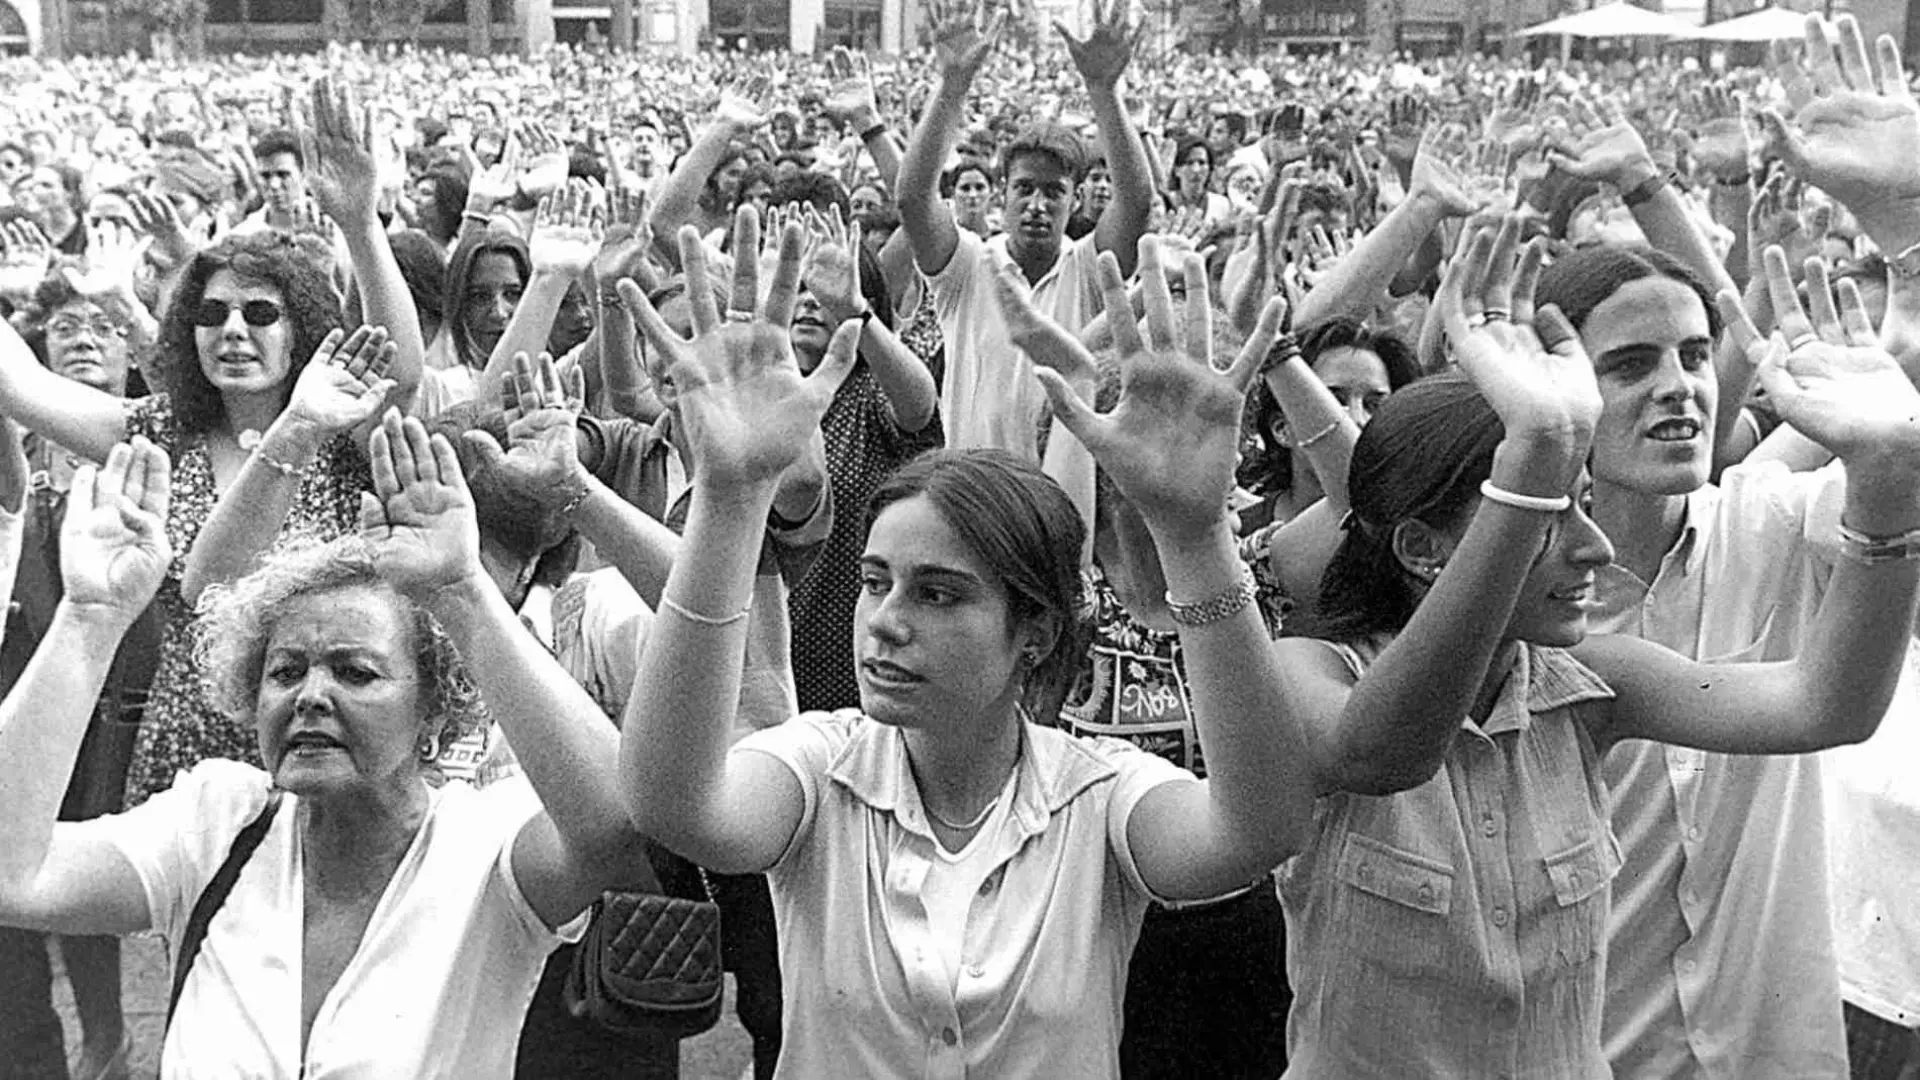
[{"left": 0, "top": 6, "right": 1916, "bottom": 1078}]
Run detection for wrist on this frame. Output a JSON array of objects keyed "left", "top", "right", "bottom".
[
  {"left": 1852, "top": 197, "right": 1920, "bottom": 259},
  {"left": 1490, "top": 433, "right": 1586, "bottom": 498},
  {"left": 262, "top": 414, "right": 328, "bottom": 457},
  {"left": 53, "top": 598, "right": 144, "bottom": 638},
  {"left": 1613, "top": 158, "right": 1662, "bottom": 193},
  {"left": 850, "top": 108, "right": 882, "bottom": 135},
  {"left": 1146, "top": 517, "right": 1242, "bottom": 580}
]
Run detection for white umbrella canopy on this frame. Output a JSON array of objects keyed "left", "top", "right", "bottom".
[
  {"left": 1690, "top": 6, "right": 1809, "bottom": 41},
  {"left": 1519, "top": 1, "right": 1694, "bottom": 38}
]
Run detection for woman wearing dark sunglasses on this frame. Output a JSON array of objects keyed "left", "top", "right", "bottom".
[{"left": 0, "top": 78, "right": 428, "bottom": 810}]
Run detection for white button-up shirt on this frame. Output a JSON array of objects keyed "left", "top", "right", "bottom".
[
  {"left": 736, "top": 710, "right": 1187, "bottom": 1079},
  {"left": 1595, "top": 461, "right": 1850, "bottom": 1079},
  {"left": 929, "top": 230, "right": 1104, "bottom": 460}
]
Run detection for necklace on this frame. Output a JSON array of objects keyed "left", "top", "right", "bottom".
[{"left": 924, "top": 788, "right": 1001, "bottom": 832}]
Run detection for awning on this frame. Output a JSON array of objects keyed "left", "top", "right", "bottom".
[{"left": 1519, "top": 2, "right": 1693, "bottom": 37}]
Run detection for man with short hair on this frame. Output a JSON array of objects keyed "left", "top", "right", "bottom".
[
  {"left": 897, "top": 0, "right": 1154, "bottom": 459},
  {"left": 234, "top": 129, "right": 308, "bottom": 234}
]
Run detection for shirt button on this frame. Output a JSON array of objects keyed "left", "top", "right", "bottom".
[
  {"left": 1481, "top": 816, "right": 1497, "bottom": 838},
  {"left": 1491, "top": 906, "right": 1510, "bottom": 927},
  {"left": 941, "top": 1027, "right": 958, "bottom": 1047},
  {"left": 1568, "top": 871, "right": 1582, "bottom": 891},
  {"left": 1682, "top": 959, "right": 1698, "bottom": 974},
  {"left": 1357, "top": 863, "right": 1373, "bottom": 882},
  {"left": 1687, "top": 826, "right": 1702, "bottom": 841},
  {"left": 1417, "top": 884, "right": 1435, "bottom": 905},
  {"left": 967, "top": 963, "right": 986, "bottom": 979}
]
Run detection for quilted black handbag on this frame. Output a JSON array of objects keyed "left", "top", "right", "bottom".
[{"left": 562, "top": 866, "right": 724, "bottom": 1039}]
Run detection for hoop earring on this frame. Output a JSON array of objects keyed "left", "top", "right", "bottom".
[{"left": 417, "top": 730, "right": 442, "bottom": 764}]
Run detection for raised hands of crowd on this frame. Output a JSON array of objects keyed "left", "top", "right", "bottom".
[
  {"left": 0, "top": 220, "right": 51, "bottom": 301},
  {"left": 60, "top": 437, "right": 172, "bottom": 625},
  {"left": 358, "top": 409, "right": 483, "bottom": 598},
  {"left": 1748, "top": 168, "right": 1831, "bottom": 285},
  {"left": 1381, "top": 95, "right": 1428, "bottom": 174},
  {"left": 282, "top": 326, "right": 400, "bottom": 441},
  {"left": 1481, "top": 77, "right": 1542, "bottom": 156},
  {"left": 515, "top": 121, "right": 572, "bottom": 200},
  {"left": 1056, "top": 0, "right": 1141, "bottom": 90},
  {"left": 1408, "top": 123, "right": 1494, "bottom": 218},
  {"left": 63, "top": 219, "right": 151, "bottom": 304},
  {"left": 464, "top": 350, "right": 592, "bottom": 513},
  {"left": 465, "top": 133, "right": 524, "bottom": 211},
  {"left": 1438, "top": 215, "right": 1598, "bottom": 494},
  {"left": 928, "top": 0, "right": 1007, "bottom": 84},
  {"left": 298, "top": 74, "right": 379, "bottom": 229},
  {"left": 1721, "top": 245, "right": 1920, "bottom": 474},
  {"left": 1759, "top": 14, "right": 1920, "bottom": 247},
  {"left": 620, "top": 210, "right": 856, "bottom": 493},
  {"left": 529, "top": 185, "right": 606, "bottom": 281}
]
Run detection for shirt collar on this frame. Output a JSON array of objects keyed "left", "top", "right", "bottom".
[
  {"left": 1472, "top": 643, "right": 1616, "bottom": 738},
  {"left": 987, "top": 232, "right": 1071, "bottom": 292},
  {"left": 828, "top": 719, "right": 1116, "bottom": 844}
]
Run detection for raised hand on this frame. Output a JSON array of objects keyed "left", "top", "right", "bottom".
[
  {"left": 530, "top": 187, "right": 605, "bottom": 279},
  {"left": 1545, "top": 99, "right": 1658, "bottom": 188},
  {"left": 1408, "top": 123, "right": 1483, "bottom": 217},
  {"left": 60, "top": 437, "right": 172, "bottom": 622},
  {"left": 1058, "top": 0, "right": 1141, "bottom": 89},
  {"left": 467, "top": 134, "right": 522, "bottom": 209},
  {"left": 515, "top": 122, "right": 571, "bottom": 200},
  {"left": 1748, "top": 168, "right": 1830, "bottom": 281},
  {"left": 1759, "top": 14, "right": 1920, "bottom": 232},
  {"left": 300, "top": 75, "right": 379, "bottom": 228},
  {"left": 617, "top": 208, "right": 855, "bottom": 491},
  {"left": 1690, "top": 83, "right": 1751, "bottom": 181},
  {"left": 64, "top": 219, "right": 150, "bottom": 300},
  {"left": 820, "top": 47, "right": 879, "bottom": 128},
  {"left": 1729, "top": 245, "right": 1920, "bottom": 465},
  {"left": 463, "top": 351, "right": 590, "bottom": 514},
  {"left": 1437, "top": 216, "right": 1599, "bottom": 461},
  {"left": 359, "top": 409, "right": 483, "bottom": 596},
  {"left": 126, "top": 190, "right": 199, "bottom": 266},
  {"left": 714, "top": 75, "right": 775, "bottom": 134},
  {"left": 284, "top": 327, "right": 399, "bottom": 437},
  {"left": 1482, "top": 78, "right": 1541, "bottom": 155},
  {"left": 0, "top": 220, "right": 51, "bottom": 298},
  {"left": 591, "top": 181, "right": 653, "bottom": 283},
  {"left": 1033, "top": 239, "right": 1287, "bottom": 542},
  {"left": 800, "top": 205, "right": 867, "bottom": 324},
  {"left": 1383, "top": 94, "right": 1428, "bottom": 168},
  {"left": 930, "top": 0, "right": 1006, "bottom": 82}
]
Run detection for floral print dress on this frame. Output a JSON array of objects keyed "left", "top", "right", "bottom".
[{"left": 121, "top": 395, "right": 368, "bottom": 806}]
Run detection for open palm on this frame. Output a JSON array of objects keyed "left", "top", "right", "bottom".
[
  {"left": 60, "top": 438, "right": 172, "bottom": 619},
  {"left": 359, "top": 411, "right": 481, "bottom": 595}
]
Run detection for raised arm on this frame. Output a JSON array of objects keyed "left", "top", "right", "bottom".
[
  {"left": 179, "top": 328, "right": 396, "bottom": 605},
  {"left": 0, "top": 313, "right": 128, "bottom": 462},
  {"left": 1060, "top": 0, "right": 1154, "bottom": 277},
  {"left": 897, "top": 0, "right": 1003, "bottom": 278},
  {"left": 806, "top": 212, "right": 936, "bottom": 432},
  {"left": 1284, "top": 217, "right": 1602, "bottom": 796},
  {"left": 619, "top": 216, "right": 855, "bottom": 873},
  {"left": 647, "top": 76, "right": 772, "bottom": 268},
  {"left": 1291, "top": 125, "right": 1479, "bottom": 331},
  {"left": 478, "top": 191, "right": 601, "bottom": 402},
  {"left": 590, "top": 184, "right": 664, "bottom": 421},
  {"left": 302, "top": 76, "right": 424, "bottom": 418},
  {"left": 822, "top": 48, "right": 903, "bottom": 190},
  {"left": 0, "top": 439, "right": 170, "bottom": 936},
  {"left": 358, "top": 407, "right": 643, "bottom": 928},
  {"left": 1034, "top": 238, "right": 1312, "bottom": 900},
  {"left": 1583, "top": 246, "right": 1920, "bottom": 752}
]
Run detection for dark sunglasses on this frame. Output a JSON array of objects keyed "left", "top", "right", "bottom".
[{"left": 192, "top": 298, "right": 283, "bottom": 329}]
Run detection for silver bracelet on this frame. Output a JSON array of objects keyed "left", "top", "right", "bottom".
[
  {"left": 1164, "top": 564, "right": 1258, "bottom": 628},
  {"left": 1837, "top": 522, "right": 1920, "bottom": 564},
  {"left": 660, "top": 596, "right": 751, "bottom": 627}
]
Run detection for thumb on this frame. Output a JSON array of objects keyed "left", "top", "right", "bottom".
[
  {"left": 1034, "top": 367, "right": 1101, "bottom": 445},
  {"left": 461, "top": 430, "right": 509, "bottom": 475},
  {"left": 356, "top": 489, "right": 385, "bottom": 532},
  {"left": 808, "top": 319, "right": 863, "bottom": 400}
]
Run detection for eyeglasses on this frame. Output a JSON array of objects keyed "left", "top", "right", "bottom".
[
  {"left": 47, "top": 315, "right": 128, "bottom": 340},
  {"left": 192, "top": 298, "right": 283, "bottom": 329}
]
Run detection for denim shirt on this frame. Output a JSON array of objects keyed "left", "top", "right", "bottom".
[{"left": 1278, "top": 640, "right": 1620, "bottom": 1079}]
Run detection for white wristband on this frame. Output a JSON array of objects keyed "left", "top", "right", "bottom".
[{"left": 1479, "top": 479, "right": 1571, "bottom": 514}]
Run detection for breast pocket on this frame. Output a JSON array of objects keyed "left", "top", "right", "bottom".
[
  {"left": 1334, "top": 833, "right": 1455, "bottom": 976},
  {"left": 1541, "top": 833, "right": 1621, "bottom": 969}
]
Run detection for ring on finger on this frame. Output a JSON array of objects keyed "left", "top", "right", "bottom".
[
  {"left": 725, "top": 310, "right": 755, "bottom": 324},
  {"left": 1482, "top": 308, "right": 1512, "bottom": 323},
  {"left": 1786, "top": 331, "right": 1819, "bottom": 352},
  {"left": 1466, "top": 312, "right": 1488, "bottom": 328}
]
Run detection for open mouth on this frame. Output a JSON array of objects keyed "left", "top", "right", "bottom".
[
  {"left": 1645, "top": 417, "right": 1702, "bottom": 443},
  {"left": 284, "top": 731, "right": 345, "bottom": 755},
  {"left": 1547, "top": 582, "right": 1593, "bottom": 605}
]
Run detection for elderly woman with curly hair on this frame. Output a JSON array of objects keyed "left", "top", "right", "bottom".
[{"left": 0, "top": 422, "right": 642, "bottom": 1078}]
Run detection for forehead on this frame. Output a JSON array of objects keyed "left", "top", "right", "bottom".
[
  {"left": 1313, "top": 345, "right": 1390, "bottom": 388},
  {"left": 864, "top": 495, "right": 1002, "bottom": 591},
  {"left": 267, "top": 585, "right": 415, "bottom": 658},
  {"left": 53, "top": 299, "right": 108, "bottom": 319},
  {"left": 1581, "top": 277, "right": 1709, "bottom": 355},
  {"left": 467, "top": 251, "right": 525, "bottom": 288},
  {"left": 260, "top": 152, "right": 301, "bottom": 171},
  {"left": 203, "top": 269, "right": 285, "bottom": 303},
  {"left": 1006, "top": 154, "right": 1071, "bottom": 186}
]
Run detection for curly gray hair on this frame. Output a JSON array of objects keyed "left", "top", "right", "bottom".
[{"left": 194, "top": 536, "right": 489, "bottom": 753}]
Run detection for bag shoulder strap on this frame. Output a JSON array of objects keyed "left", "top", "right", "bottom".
[{"left": 166, "top": 789, "right": 284, "bottom": 1031}]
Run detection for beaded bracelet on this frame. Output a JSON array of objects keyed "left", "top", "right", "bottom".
[
  {"left": 253, "top": 448, "right": 302, "bottom": 479},
  {"left": 1165, "top": 564, "right": 1258, "bottom": 628}
]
